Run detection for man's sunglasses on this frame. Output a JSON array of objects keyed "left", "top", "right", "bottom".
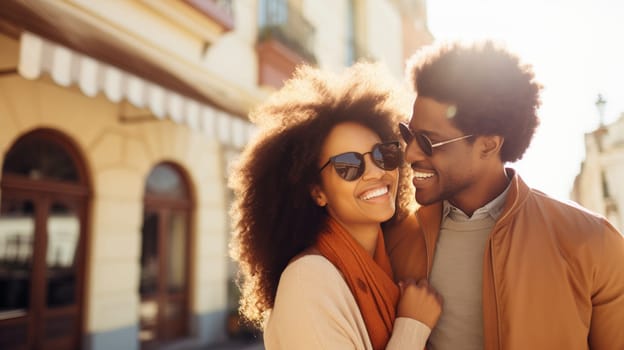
[
  {"left": 319, "top": 141, "right": 402, "bottom": 181},
  {"left": 399, "top": 122, "right": 473, "bottom": 156}
]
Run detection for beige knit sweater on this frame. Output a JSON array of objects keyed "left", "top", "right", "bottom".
[{"left": 264, "top": 255, "right": 431, "bottom": 349}]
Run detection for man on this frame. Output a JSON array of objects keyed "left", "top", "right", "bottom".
[{"left": 386, "top": 41, "right": 624, "bottom": 349}]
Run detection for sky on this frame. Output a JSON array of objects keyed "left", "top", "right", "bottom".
[{"left": 425, "top": 0, "right": 624, "bottom": 201}]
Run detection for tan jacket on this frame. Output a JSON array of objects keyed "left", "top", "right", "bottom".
[
  {"left": 386, "top": 171, "right": 624, "bottom": 350},
  {"left": 264, "top": 255, "right": 431, "bottom": 349}
]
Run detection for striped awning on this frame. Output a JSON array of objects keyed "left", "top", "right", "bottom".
[{"left": 17, "top": 31, "right": 254, "bottom": 149}]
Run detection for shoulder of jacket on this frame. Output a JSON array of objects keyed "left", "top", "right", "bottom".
[
  {"left": 524, "top": 189, "right": 622, "bottom": 241},
  {"left": 529, "top": 189, "right": 609, "bottom": 222}
]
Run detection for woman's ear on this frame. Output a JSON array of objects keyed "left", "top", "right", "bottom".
[{"left": 310, "top": 185, "right": 328, "bottom": 207}]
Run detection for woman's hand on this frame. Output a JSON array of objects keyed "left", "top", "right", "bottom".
[{"left": 396, "top": 279, "right": 443, "bottom": 330}]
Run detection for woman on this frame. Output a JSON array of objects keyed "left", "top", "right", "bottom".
[{"left": 229, "top": 63, "right": 442, "bottom": 349}]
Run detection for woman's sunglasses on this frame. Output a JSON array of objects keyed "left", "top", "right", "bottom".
[
  {"left": 399, "top": 122, "right": 473, "bottom": 156},
  {"left": 319, "top": 141, "right": 402, "bottom": 181}
]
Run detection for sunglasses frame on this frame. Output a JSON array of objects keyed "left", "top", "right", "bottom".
[
  {"left": 399, "top": 122, "right": 473, "bottom": 156},
  {"left": 319, "top": 141, "right": 402, "bottom": 181}
]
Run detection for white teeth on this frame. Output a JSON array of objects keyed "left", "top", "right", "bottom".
[
  {"left": 361, "top": 186, "right": 389, "bottom": 200},
  {"left": 413, "top": 171, "right": 434, "bottom": 179}
]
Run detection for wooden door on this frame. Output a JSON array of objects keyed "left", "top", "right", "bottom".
[
  {"left": 0, "top": 188, "right": 86, "bottom": 350},
  {"left": 139, "top": 163, "right": 191, "bottom": 349},
  {"left": 0, "top": 129, "right": 89, "bottom": 350}
]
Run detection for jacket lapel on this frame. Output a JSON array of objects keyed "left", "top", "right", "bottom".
[{"left": 416, "top": 202, "right": 443, "bottom": 277}]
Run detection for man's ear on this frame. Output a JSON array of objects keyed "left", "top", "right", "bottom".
[
  {"left": 310, "top": 185, "right": 327, "bottom": 207},
  {"left": 477, "top": 135, "right": 504, "bottom": 159}
]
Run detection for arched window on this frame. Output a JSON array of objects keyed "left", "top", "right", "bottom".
[
  {"left": 0, "top": 129, "right": 89, "bottom": 350},
  {"left": 3, "top": 135, "right": 81, "bottom": 182},
  {"left": 139, "top": 163, "right": 192, "bottom": 348}
]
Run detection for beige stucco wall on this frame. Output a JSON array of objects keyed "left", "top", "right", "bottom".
[
  {"left": 573, "top": 119, "right": 624, "bottom": 233},
  {"left": 202, "top": 0, "right": 259, "bottom": 90},
  {"left": 66, "top": 0, "right": 203, "bottom": 63},
  {"left": 304, "top": 0, "right": 349, "bottom": 72},
  {"left": 574, "top": 134, "right": 605, "bottom": 213},
  {"left": 66, "top": 0, "right": 260, "bottom": 95},
  {"left": 366, "top": 0, "right": 403, "bottom": 77},
  {"left": 62, "top": 0, "right": 412, "bottom": 93},
  {"left": 303, "top": 0, "right": 405, "bottom": 77},
  {"left": 0, "top": 73, "right": 230, "bottom": 334},
  {"left": 603, "top": 152, "right": 624, "bottom": 230}
]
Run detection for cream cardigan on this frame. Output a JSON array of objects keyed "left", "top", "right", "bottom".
[{"left": 264, "top": 255, "right": 431, "bottom": 349}]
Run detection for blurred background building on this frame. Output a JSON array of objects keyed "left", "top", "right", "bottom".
[
  {"left": 572, "top": 96, "right": 624, "bottom": 232},
  {"left": 0, "top": 0, "right": 432, "bottom": 349}
]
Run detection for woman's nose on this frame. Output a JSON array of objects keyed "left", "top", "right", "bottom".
[{"left": 361, "top": 154, "right": 385, "bottom": 180}]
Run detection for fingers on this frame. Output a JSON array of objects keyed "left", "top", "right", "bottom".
[
  {"left": 399, "top": 278, "right": 433, "bottom": 291},
  {"left": 423, "top": 279, "right": 443, "bottom": 305},
  {"left": 395, "top": 278, "right": 443, "bottom": 329}
]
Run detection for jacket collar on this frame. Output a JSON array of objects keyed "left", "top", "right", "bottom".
[
  {"left": 497, "top": 168, "right": 531, "bottom": 226},
  {"left": 416, "top": 201, "right": 443, "bottom": 275}
]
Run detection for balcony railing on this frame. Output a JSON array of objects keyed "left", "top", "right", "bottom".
[
  {"left": 258, "top": 0, "right": 316, "bottom": 63},
  {"left": 215, "top": 0, "right": 233, "bottom": 14},
  {"left": 184, "top": 0, "right": 234, "bottom": 30}
]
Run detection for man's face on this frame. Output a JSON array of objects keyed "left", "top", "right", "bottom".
[{"left": 404, "top": 97, "right": 481, "bottom": 206}]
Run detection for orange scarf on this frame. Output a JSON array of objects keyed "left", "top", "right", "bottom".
[{"left": 315, "top": 217, "right": 399, "bottom": 350}]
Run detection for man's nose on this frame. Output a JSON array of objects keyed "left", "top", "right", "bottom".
[{"left": 404, "top": 140, "right": 427, "bottom": 165}]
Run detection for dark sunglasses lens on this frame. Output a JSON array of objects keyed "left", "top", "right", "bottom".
[
  {"left": 399, "top": 123, "right": 413, "bottom": 143},
  {"left": 415, "top": 133, "right": 433, "bottom": 156},
  {"left": 332, "top": 152, "right": 364, "bottom": 181},
  {"left": 372, "top": 143, "right": 402, "bottom": 170}
]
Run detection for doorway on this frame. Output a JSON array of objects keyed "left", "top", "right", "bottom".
[
  {"left": 0, "top": 129, "right": 89, "bottom": 350},
  {"left": 139, "top": 163, "right": 192, "bottom": 349}
]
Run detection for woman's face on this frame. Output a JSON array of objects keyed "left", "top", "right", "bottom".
[{"left": 312, "top": 122, "right": 399, "bottom": 232}]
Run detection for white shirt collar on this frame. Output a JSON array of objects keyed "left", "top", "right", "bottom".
[{"left": 442, "top": 182, "right": 512, "bottom": 222}]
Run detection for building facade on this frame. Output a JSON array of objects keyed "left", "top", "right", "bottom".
[
  {"left": 0, "top": 1, "right": 432, "bottom": 349},
  {"left": 571, "top": 114, "right": 624, "bottom": 233}
]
